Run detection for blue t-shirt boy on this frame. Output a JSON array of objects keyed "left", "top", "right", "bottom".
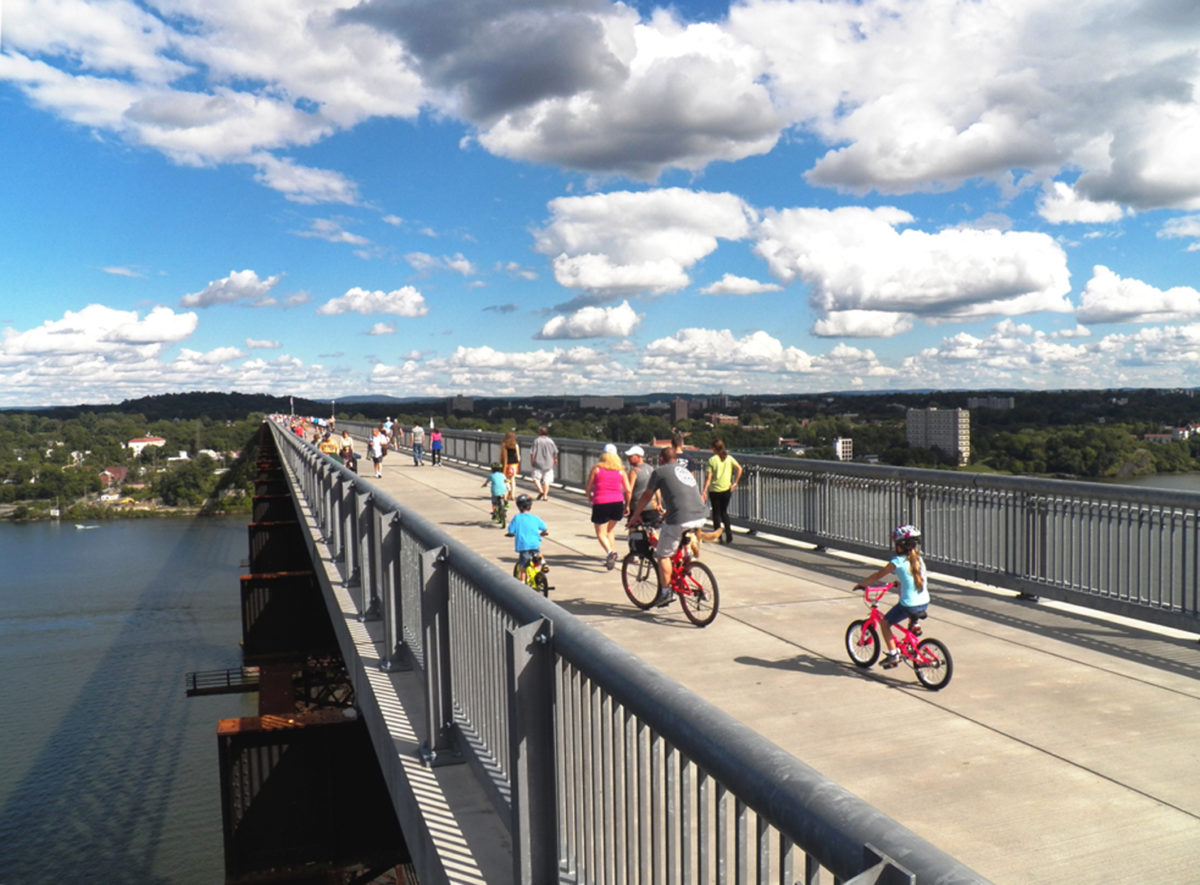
[
  {"left": 485, "top": 469, "right": 507, "bottom": 500},
  {"left": 508, "top": 511, "right": 548, "bottom": 571}
]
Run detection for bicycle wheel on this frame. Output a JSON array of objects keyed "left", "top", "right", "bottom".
[
  {"left": 914, "top": 638, "right": 953, "bottom": 690},
  {"left": 678, "top": 561, "right": 719, "bottom": 627},
  {"left": 621, "top": 553, "right": 659, "bottom": 609},
  {"left": 845, "top": 620, "right": 880, "bottom": 667},
  {"left": 533, "top": 572, "right": 550, "bottom": 596}
]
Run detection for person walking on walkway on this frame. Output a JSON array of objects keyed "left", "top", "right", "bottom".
[
  {"left": 500, "top": 430, "right": 521, "bottom": 501},
  {"left": 411, "top": 422, "right": 425, "bottom": 466},
  {"left": 370, "top": 428, "right": 385, "bottom": 478},
  {"left": 529, "top": 426, "right": 558, "bottom": 500},
  {"left": 429, "top": 425, "right": 443, "bottom": 466},
  {"left": 586, "top": 444, "right": 632, "bottom": 570},
  {"left": 701, "top": 439, "right": 742, "bottom": 544},
  {"left": 625, "top": 445, "right": 660, "bottom": 523}
]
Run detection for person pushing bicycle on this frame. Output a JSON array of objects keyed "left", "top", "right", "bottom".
[{"left": 853, "top": 525, "right": 931, "bottom": 669}]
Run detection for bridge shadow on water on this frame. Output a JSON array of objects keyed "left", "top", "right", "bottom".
[{"left": 0, "top": 517, "right": 245, "bottom": 882}]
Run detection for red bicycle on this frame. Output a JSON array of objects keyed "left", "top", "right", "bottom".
[
  {"left": 844, "top": 585, "right": 952, "bottom": 690},
  {"left": 621, "top": 518, "right": 719, "bottom": 627}
]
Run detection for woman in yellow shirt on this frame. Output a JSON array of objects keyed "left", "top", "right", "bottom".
[{"left": 701, "top": 439, "right": 742, "bottom": 544}]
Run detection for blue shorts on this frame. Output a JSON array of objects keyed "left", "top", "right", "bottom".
[{"left": 885, "top": 603, "right": 928, "bottom": 625}]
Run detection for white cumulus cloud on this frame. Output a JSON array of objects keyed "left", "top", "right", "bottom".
[
  {"left": 316, "top": 286, "right": 428, "bottom": 316},
  {"left": 181, "top": 269, "right": 284, "bottom": 308},
  {"left": 535, "top": 188, "right": 755, "bottom": 296},
  {"left": 755, "top": 206, "right": 1072, "bottom": 321},
  {"left": 536, "top": 300, "right": 642, "bottom": 339},
  {"left": 1037, "top": 181, "right": 1127, "bottom": 224},
  {"left": 0, "top": 304, "right": 197, "bottom": 357},
  {"left": 1076, "top": 265, "right": 1200, "bottom": 324},
  {"left": 699, "top": 273, "right": 782, "bottom": 296}
]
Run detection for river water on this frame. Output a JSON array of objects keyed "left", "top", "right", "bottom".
[
  {"left": 1117, "top": 472, "right": 1200, "bottom": 493},
  {"left": 0, "top": 516, "right": 253, "bottom": 883}
]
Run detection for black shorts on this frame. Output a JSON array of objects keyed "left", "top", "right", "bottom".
[{"left": 591, "top": 501, "right": 624, "bottom": 525}]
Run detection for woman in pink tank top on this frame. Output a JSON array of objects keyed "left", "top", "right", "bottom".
[{"left": 586, "top": 446, "right": 632, "bottom": 570}]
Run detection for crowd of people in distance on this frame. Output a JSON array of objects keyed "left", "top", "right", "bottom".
[
  {"left": 276, "top": 414, "right": 447, "bottom": 480},
  {"left": 280, "top": 415, "right": 745, "bottom": 580}
]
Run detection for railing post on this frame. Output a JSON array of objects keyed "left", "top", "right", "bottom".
[
  {"left": 339, "top": 475, "right": 355, "bottom": 572},
  {"left": 378, "top": 512, "right": 409, "bottom": 670},
  {"left": 419, "top": 544, "right": 463, "bottom": 766},
  {"left": 319, "top": 461, "right": 334, "bottom": 539},
  {"left": 506, "top": 617, "right": 558, "bottom": 884},
  {"left": 843, "top": 844, "right": 916, "bottom": 884},
  {"left": 352, "top": 489, "right": 376, "bottom": 613}
]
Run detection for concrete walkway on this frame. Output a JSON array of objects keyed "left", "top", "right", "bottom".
[{"left": 358, "top": 451, "right": 1200, "bottom": 884}]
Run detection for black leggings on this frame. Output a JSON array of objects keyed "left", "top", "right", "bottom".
[
  {"left": 709, "top": 489, "right": 732, "bottom": 539},
  {"left": 430, "top": 448, "right": 442, "bottom": 465}
]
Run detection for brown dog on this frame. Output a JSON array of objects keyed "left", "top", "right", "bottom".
[{"left": 688, "top": 526, "right": 725, "bottom": 558}]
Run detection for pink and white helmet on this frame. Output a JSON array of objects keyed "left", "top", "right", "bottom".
[{"left": 891, "top": 524, "right": 921, "bottom": 542}]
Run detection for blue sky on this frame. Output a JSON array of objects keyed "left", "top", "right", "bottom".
[{"left": 2, "top": 0, "right": 1199, "bottom": 408}]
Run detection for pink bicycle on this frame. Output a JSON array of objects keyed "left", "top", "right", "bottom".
[{"left": 844, "top": 585, "right": 953, "bottom": 690}]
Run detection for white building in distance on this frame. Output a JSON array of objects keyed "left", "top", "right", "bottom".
[
  {"left": 127, "top": 436, "right": 167, "bottom": 457},
  {"left": 906, "top": 408, "right": 970, "bottom": 465}
]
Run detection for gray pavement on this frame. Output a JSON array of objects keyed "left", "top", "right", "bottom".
[{"left": 359, "top": 451, "right": 1200, "bottom": 884}]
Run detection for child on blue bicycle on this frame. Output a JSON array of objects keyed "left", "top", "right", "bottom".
[
  {"left": 507, "top": 493, "right": 549, "bottom": 578},
  {"left": 853, "top": 524, "right": 930, "bottom": 669},
  {"left": 482, "top": 462, "right": 507, "bottom": 522}
]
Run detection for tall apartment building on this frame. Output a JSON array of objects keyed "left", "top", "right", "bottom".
[
  {"left": 906, "top": 408, "right": 970, "bottom": 465},
  {"left": 833, "top": 437, "right": 853, "bottom": 461},
  {"left": 671, "top": 397, "right": 690, "bottom": 424}
]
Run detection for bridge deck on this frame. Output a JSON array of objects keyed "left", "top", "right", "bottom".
[{"left": 356, "top": 453, "right": 1200, "bottom": 884}]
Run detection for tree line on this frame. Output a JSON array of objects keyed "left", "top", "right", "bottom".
[{"left": 0, "top": 409, "right": 262, "bottom": 519}]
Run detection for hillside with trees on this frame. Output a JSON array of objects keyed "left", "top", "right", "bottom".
[{"left": 0, "top": 407, "right": 263, "bottom": 521}]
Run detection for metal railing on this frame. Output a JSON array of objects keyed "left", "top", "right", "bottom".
[
  {"left": 340, "top": 422, "right": 1200, "bottom": 633},
  {"left": 272, "top": 420, "right": 988, "bottom": 884},
  {"left": 185, "top": 666, "right": 260, "bottom": 696}
]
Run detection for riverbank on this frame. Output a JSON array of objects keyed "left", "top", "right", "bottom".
[{"left": 0, "top": 498, "right": 251, "bottom": 523}]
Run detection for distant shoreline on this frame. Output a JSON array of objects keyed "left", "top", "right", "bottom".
[{"left": 0, "top": 503, "right": 246, "bottom": 523}]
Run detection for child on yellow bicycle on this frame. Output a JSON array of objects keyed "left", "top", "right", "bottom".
[
  {"left": 853, "top": 524, "right": 930, "bottom": 669},
  {"left": 507, "top": 493, "right": 549, "bottom": 579}
]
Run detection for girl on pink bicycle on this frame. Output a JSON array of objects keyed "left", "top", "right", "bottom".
[{"left": 853, "top": 525, "right": 930, "bottom": 669}]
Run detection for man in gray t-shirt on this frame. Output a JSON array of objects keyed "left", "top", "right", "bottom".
[
  {"left": 629, "top": 446, "right": 707, "bottom": 597},
  {"left": 528, "top": 427, "right": 559, "bottom": 500}
]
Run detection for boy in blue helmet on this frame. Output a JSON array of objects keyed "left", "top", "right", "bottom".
[{"left": 507, "top": 494, "right": 549, "bottom": 578}]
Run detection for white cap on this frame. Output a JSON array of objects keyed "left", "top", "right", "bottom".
[
  {"left": 603, "top": 443, "right": 618, "bottom": 454},
  {"left": 625, "top": 445, "right": 645, "bottom": 457}
]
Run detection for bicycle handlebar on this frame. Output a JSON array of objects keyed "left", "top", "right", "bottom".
[{"left": 858, "top": 584, "right": 893, "bottom": 604}]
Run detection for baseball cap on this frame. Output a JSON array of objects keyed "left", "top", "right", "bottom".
[
  {"left": 625, "top": 445, "right": 645, "bottom": 457},
  {"left": 603, "top": 443, "right": 618, "bottom": 454}
]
